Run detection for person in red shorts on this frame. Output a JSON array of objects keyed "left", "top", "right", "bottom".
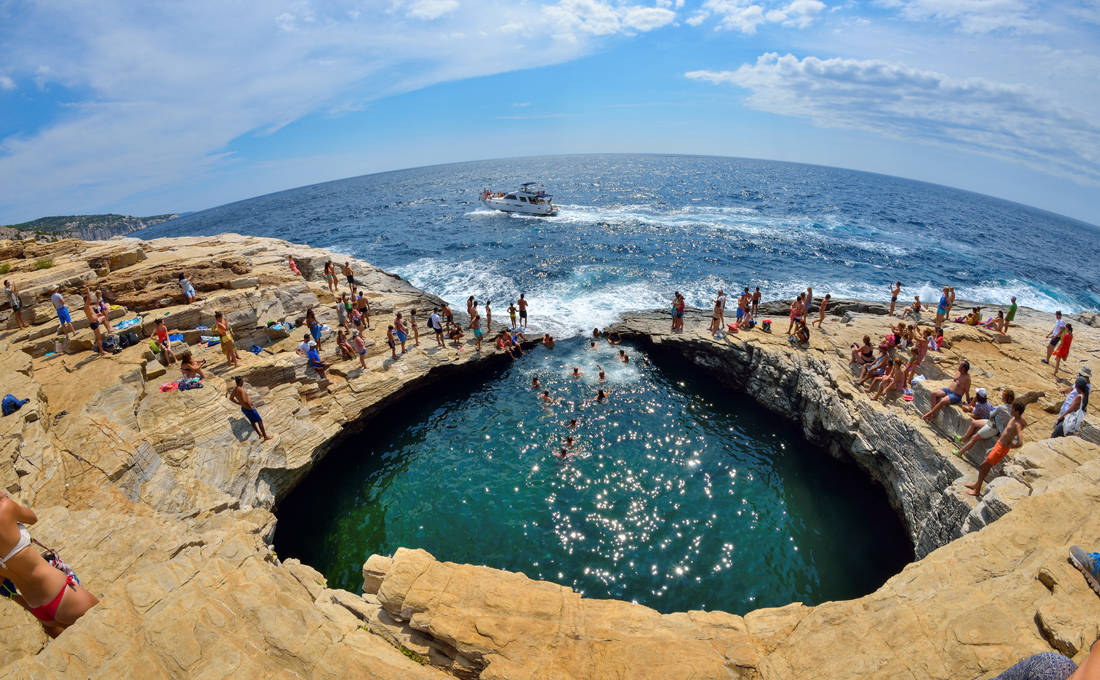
[
  {"left": 966, "top": 401, "right": 1026, "bottom": 497},
  {"left": 1051, "top": 323, "right": 1074, "bottom": 376}
]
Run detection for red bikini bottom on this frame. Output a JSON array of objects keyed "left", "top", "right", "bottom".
[{"left": 29, "top": 574, "right": 76, "bottom": 623}]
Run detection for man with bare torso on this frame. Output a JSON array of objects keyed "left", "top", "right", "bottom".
[{"left": 922, "top": 360, "right": 972, "bottom": 421}]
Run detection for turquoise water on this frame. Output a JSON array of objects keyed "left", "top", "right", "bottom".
[{"left": 274, "top": 339, "right": 912, "bottom": 614}]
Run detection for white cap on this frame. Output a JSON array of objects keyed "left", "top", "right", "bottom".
[{"left": 976, "top": 388, "right": 987, "bottom": 398}]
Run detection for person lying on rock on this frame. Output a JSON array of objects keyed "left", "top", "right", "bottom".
[
  {"left": 965, "top": 401, "right": 1025, "bottom": 497},
  {"left": 0, "top": 492, "right": 99, "bottom": 638},
  {"left": 922, "top": 361, "right": 971, "bottom": 421}
]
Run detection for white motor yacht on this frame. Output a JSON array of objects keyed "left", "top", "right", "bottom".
[{"left": 479, "top": 182, "right": 557, "bottom": 216}]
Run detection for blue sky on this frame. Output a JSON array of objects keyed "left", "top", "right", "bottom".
[{"left": 1, "top": 0, "right": 1099, "bottom": 224}]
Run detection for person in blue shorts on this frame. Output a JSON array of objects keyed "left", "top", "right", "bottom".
[
  {"left": 227, "top": 376, "right": 271, "bottom": 441},
  {"left": 923, "top": 361, "right": 972, "bottom": 421},
  {"left": 50, "top": 287, "right": 76, "bottom": 335}
]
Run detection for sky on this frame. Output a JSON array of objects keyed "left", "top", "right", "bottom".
[{"left": 1, "top": 0, "right": 1099, "bottom": 224}]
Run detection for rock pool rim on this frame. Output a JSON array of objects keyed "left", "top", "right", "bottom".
[{"left": 272, "top": 321, "right": 917, "bottom": 611}]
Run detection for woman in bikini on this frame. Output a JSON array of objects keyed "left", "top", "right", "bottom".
[
  {"left": 850, "top": 335, "right": 875, "bottom": 365},
  {"left": 0, "top": 493, "right": 98, "bottom": 637},
  {"left": 324, "top": 261, "right": 338, "bottom": 295},
  {"left": 214, "top": 311, "right": 241, "bottom": 368},
  {"left": 179, "top": 351, "right": 207, "bottom": 381}
]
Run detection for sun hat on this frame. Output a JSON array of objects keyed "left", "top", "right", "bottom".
[
  {"left": 976, "top": 388, "right": 987, "bottom": 399},
  {"left": 1079, "top": 365, "right": 1092, "bottom": 378}
]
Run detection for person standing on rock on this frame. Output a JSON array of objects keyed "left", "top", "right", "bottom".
[
  {"left": 889, "top": 282, "right": 901, "bottom": 316},
  {"left": 394, "top": 312, "right": 408, "bottom": 354},
  {"left": 518, "top": 294, "right": 529, "bottom": 330},
  {"left": 429, "top": 309, "right": 444, "bottom": 347},
  {"left": 786, "top": 293, "right": 804, "bottom": 336},
  {"left": 324, "top": 261, "right": 338, "bottom": 295},
  {"left": 82, "top": 290, "right": 105, "bottom": 354},
  {"left": 386, "top": 325, "right": 398, "bottom": 360},
  {"left": 751, "top": 287, "right": 761, "bottom": 317},
  {"left": 355, "top": 292, "right": 371, "bottom": 330},
  {"left": 508, "top": 301, "right": 518, "bottom": 330},
  {"left": 484, "top": 300, "right": 492, "bottom": 334},
  {"left": 965, "top": 401, "right": 1025, "bottom": 497},
  {"left": 351, "top": 330, "right": 368, "bottom": 369},
  {"left": 440, "top": 302, "right": 454, "bottom": 331},
  {"left": 1041, "top": 311, "right": 1066, "bottom": 364},
  {"left": 922, "top": 361, "right": 972, "bottom": 421},
  {"left": 409, "top": 309, "right": 420, "bottom": 347},
  {"left": 934, "top": 287, "right": 949, "bottom": 327},
  {"left": 471, "top": 310, "right": 483, "bottom": 352},
  {"left": 713, "top": 289, "right": 726, "bottom": 330},
  {"left": 812, "top": 294, "right": 831, "bottom": 328},
  {"left": 214, "top": 311, "right": 241, "bottom": 368},
  {"left": 342, "top": 262, "right": 358, "bottom": 295},
  {"left": 50, "top": 287, "right": 76, "bottom": 336},
  {"left": 178, "top": 273, "right": 199, "bottom": 304},
  {"left": 4, "top": 280, "right": 25, "bottom": 330},
  {"left": 0, "top": 492, "right": 99, "bottom": 638},
  {"left": 1051, "top": 323, "right": 1074, "bottom": 376},
  {"left": 227, "top": 376, "right": 272, "bottom": 441}
]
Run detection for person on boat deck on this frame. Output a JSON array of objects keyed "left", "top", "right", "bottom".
[{"left": 0, "top": 492, "right": 99, "bottom": 637}]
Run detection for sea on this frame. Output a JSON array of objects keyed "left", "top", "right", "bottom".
[{"left": 140, "top": 154, "right": 1100, "bottom": 338}]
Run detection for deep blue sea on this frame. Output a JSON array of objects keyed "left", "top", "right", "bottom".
[{"left": 141, "top": 154, "right": 1100, "bottom": 338}]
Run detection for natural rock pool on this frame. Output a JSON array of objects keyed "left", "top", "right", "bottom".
[{"left": 275, "top": 338, "right": 912, "bottom": 615}]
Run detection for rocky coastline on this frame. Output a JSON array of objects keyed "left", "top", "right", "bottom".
[{"left": 0, "top": 234, "right": 1097, "bottom": 679}]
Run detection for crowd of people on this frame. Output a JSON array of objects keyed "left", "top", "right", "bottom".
[{"left": 3, "top": 252, "right": 1096, "bottom": 651}]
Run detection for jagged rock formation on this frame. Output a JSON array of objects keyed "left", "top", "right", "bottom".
[{"left": 0, "top": 234, "right": 1096, "bottom": 679}]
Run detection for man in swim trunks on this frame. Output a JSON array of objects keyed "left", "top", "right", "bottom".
[
  {"left": 227, "top": 376, "right": 272, "bottom": 440},
  {"left": 50, "top": 287, "right": 76, "bottom": 336},
  {"left": 518, "top": 294, "right": 528, "bottom": 330},
  {"left": 751, "top": 287, "right": 761, "bottom": 316},
  {"left": 440, "top": 303, "right": 453, "bottom": 331},
  {"left": 342, "top": 261, "right": 358, "bottom": 295},
  {"left": 386, "top": 325, "right": 398, "bottom": 360},
  {"left": 82, "top": 290, "right": 105, "bottom": 354},
  {"left": 1042, "top": 310, "right": 1066, "bottom": 364},
  {"left": 1005, "top": 296, "right": 1017, "bottom": 329},
  {"left": 954, "top": 389, "right": 1014, "bottom": 458},
  {"left": 889, "top": 281, "right": 901, "bottom": 316},
  {"left": 922, "top": 360, "right": 971, "bottom": 421},
  {"left": 471, "top": 311, "right": 483, "bottom": 352},
  {"left": 965, "top": 402, "right": 1025, "bottom": 496},
  {"left": 713, "top": 290, "right": 727, "bottom": 330}
]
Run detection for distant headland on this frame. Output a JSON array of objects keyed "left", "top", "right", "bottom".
[{"left": 0, "top": 213, "right": 179, "bottom": 242}]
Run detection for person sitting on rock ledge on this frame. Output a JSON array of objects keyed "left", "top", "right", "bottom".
[
  {"left": 4, "top": 280, "right": 26, "bottom": 330},
  {"left": 965, "top": 401, "right": 1025, "bottom": 497},
  {"left": 850, "top": 335, "right": 875, "bottom": 366},
  {"left": 0, "top": 492, "right": 99, "bottom": 638},
  {"left": 922, "top": 360, "right": 971, "bottom": 421},
  {"left": 178, "top": 273, "right": 199, "bottom": 304},
  {"left": 990, "top": 635, "right": 1096, "bottom": 680},
  {"left": 178, "top": 351, "right": 206, "bottom": 381},
  {"left": 954, "top": 389, "right": 1014, "bottom": 458}
]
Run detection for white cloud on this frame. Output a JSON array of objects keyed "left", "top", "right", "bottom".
[
  {"left": 882, "top": 0, "right": 1050, "bottom": 33},
  {"left": 0, "top": 0, "right": 677, "bottom": 219},
  {"left": 543, "top": 0, "right": 675, "bottom": 37},
  {"left": 687, "top": 52, "right": 1100, "bottom": 182},
  {"left": 695, "top": 0, "right": 824, "bottom": 33},
  {"left": 0, "top": 76, "right": 14, "bottom": 91},
  {"left": 405, "top": 0, "right": 460, "bottom": 20}
]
